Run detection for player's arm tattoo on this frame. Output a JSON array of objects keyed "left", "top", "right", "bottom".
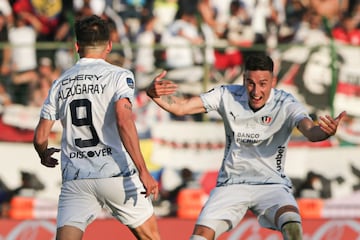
[
  {"left": 160, "top": 91, "right": 183, "bottom": 106},
  {"left": 161, "top": 95, "right": 176, "bottom": 105},
  {"left": 123, "top": 102, "right": 132, "bottom": 111}
]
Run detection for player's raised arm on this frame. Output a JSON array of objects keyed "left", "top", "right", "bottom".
[
  {"left": 298, "top": 111, "right": 346, "bottom": 142},
  {"left": 146, "top": 70, "right": 206, "bottom": 116}
]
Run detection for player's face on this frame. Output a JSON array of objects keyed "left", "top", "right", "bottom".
[{"left": 244, "top": 70, "right": 275, "bottom": 111}]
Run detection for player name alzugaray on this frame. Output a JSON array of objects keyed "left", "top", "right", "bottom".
[{"left": 58, "top": 74, "right": 106, "bottom": 100}]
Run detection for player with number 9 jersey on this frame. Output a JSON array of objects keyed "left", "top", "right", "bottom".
[
  {"left": 41, "top": 58, "right": 137, "bottom": 182},
  {"left": 33, "top": 15, "right": 160, "bottom": 240}
]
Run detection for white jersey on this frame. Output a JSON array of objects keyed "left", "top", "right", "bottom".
[
  {"left": 200, "top": 85, "right": 311, "bottom": 187},
  {"left": 41, "top": 58, "right": 137, "bottom": 182}
]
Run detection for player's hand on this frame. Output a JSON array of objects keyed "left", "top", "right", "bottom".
[
  {"left": 146, "top": 70, "right": 178, "bottom": 98},
  {"left": 139, "top": 171, "right": 159, "bottom": 200},
  {"left": 40, "top": 147, "right": 60, "bottom": 168},
  {"left": 319, "top": 111, "right": 346, "bottom": 136}
]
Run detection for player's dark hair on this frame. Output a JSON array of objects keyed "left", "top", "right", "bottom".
[
  {"left": 75, "top": 15, "right": 110, "bottom": 46},
  {"left": 245, "top": 54, "right": 274, "bottom": 72}
]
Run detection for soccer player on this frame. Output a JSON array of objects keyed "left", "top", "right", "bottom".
[
  {"left": 146, "top": 54, "right": 346, "bottom": 240},
  {"left": 33, "top": 15, "right": 160, "bottom": 240}
]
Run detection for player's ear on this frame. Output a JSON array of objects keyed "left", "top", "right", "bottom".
[
  {"left": 272, "top": 75, "right": 277, "bottom": 87},
  {"left": 75, "top": 42, "right": 80, "bottom": 53},
  {"left": 106, "top": 41, "right": 112, "bottom": 53}
]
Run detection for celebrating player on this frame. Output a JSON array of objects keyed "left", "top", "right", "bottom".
[
  {"left": 146, "top": 54, "right": 345, "bottom": 240},
  {"left": 33, "top": 15, "right": 160, "bottom": 240}
]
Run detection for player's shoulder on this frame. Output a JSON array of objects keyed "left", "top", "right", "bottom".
[
  {"left": 100, "top": 60, "right": 132, "bottom": 75},
  {"left": 209, "top": 84, "right": 243, "bottom": 91},
  {"left": 204, "top": 85, "right": 246, "bottom": 99},
  {"left": 221, "top": 84, "right": 246, "bottom": 95},
  {"left": 98, "top": 62, "right": 135, "bottom": 87},
  {"left": 111, "top": 65, "right": 134, "bottom": 80},
  {"left": 203, "top": 85, "right": 246, "bottom": 102},
  {"left": 273, "top": 88, "right": 297, "bottom": 102},
  {"left": 80, "top": 58, "right": 133, "bottom": 76}
]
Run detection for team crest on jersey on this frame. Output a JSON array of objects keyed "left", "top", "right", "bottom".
[
  {"left": 126, "top": 78, "right": 134, "bottom": 89},
  {"left": 261, "top": 116, "right": 272, "bottom": 125}
]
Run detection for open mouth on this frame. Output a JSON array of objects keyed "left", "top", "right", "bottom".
[{"left": 251, "top": 95, "right": 262, "bottom": 102}]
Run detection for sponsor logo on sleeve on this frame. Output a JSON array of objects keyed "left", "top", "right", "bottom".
[{"left": 126, "top": 77, "right": 134, "bottom": 89}]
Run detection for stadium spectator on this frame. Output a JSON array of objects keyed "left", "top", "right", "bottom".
[
  {"left": 197, "top": 0, "right": 224, "bottom": 37},
  {"left": 29, "top": 57, "right": 59, "bottom": 107},
  {"left": 135, "top": 13, "right": 161, "bottom": 89},
  {"left": 174, "top": 0, "right": 199, "bottom": 21},
  {"left": 196, "top": 0, "right": 217, "bottom": 67},
  {"left": 11, "top": 0, "right": 67, "bottom": 41},
  {"left": 292, "top": 10, "right": 330, "bottom": 46},
  {"left": 251, "top": 0, "right": 277, "bottom": 44},
  {"left": 0, "top": 1, "right": 12, "bottom": 106},
  {"left": 208, "top": 0, "right": 233, "bottom": 36},
  {"left": 8, "top": 12, "right": 38, "bottom": 105},
  {"left": 107, "top": 16, "right": 135, "bottom": 69},
  {"left": 152, "top": 0, "right": 178, "bottom": 33},
  {"left": 104, "top": 5, "right": 135, "bottom": 69},
  {"left": 161, "top": 9, "right": 205, "bottom": 83},
  {"left": 226, "top": 0, "right": 254, "bottom": 47},
  {"left": 0, "top": 0, "right": 13, "bottom": 23},
  {"left": 0, "top": 82, "right": 12, "bottom": 107},
  {"left": 53, "top": 46, "right": 75, "bottom": 74},
  {"left": 310, "top": 0, "right": 349, "bottom": 24},
  {"left": 332, "top": 13, "right": 360, "bottom": 45},
  {"left": 106, "top": 0, "right": 155, "bottom": 42},
  {"left": 213, "top": 0, "right": 253, "bottom": 79},
  {"left": 284, "top": 0, "right": 308, "bottom": 33},
  {"left": 73, "top": 0, "right": 106, "bottom": 17},
  {"left": 353, "top": 1, "right": 360, "bottom": 24},
  {"left": 11, "top": 0, "right": 72, "bottom": 70}
]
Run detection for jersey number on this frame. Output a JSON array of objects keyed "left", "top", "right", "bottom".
[{"left": 70, "top": 99, "right": 100, "bottom": 148}]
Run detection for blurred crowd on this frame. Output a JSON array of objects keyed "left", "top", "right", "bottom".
[{"left": 0, "top": 0, "right": 359, "bottom": 109}]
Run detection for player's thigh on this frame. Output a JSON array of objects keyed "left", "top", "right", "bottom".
[
  {"left": 196, "top": 185, "right": 251, "bottom": 231},
  {"left": 57, "top": 180, "right": 102, "bottom": 232},
  {"left": 252, "top": 185, "right": 300, "bottom": 230},
  {"left": 56, "top": 225, "right": 83, "bottom": 240},
  {"left": 129, "top": 213, "right": 160, "bottom": 240},
  {"left": 97, "top": 174, "right": 154, "bottom": 229}
]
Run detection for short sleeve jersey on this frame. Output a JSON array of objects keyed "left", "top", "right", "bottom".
[
  {"left": 200, "top": 85, "right": 311, "bottom": 187},
  {"left": 41, "top": 58, "right": 137, "bottom": 182}
]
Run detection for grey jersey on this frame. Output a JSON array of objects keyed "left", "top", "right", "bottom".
[
  {"left": 200, "top": 85, "right": 311, "bottom": 187},
  {"left": 41, "top": 58, "right": 136, "bottom": 182}
]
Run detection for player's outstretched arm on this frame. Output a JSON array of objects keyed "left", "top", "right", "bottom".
[
  {"left": 146, "top": 70, "right": 206, "bottom": 116},
  {"left": 146, "top": 70, "right": 177, "bottom": 98},
  {"left": 298, "top": 111, "right": 346, "bottom": 142}
]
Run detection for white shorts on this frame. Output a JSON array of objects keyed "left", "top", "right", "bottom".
[
  {"left": 196, "top": 184, "right": 300, "bottom": 231},
  {"left": 57, "top": 174, "right": 154, "bottom": 231}
]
